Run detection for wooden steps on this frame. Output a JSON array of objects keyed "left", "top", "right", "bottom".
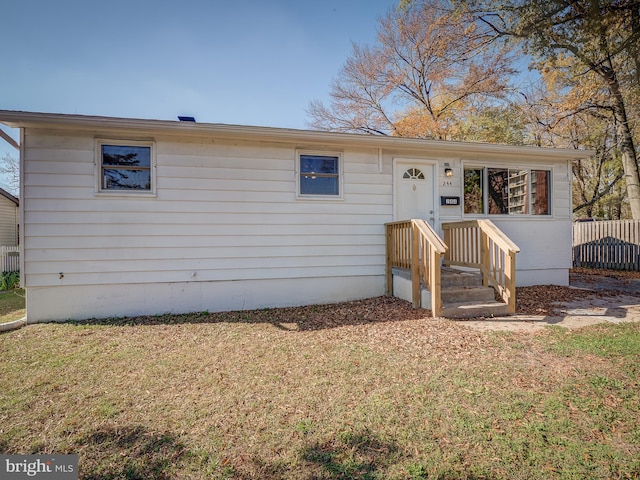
[
  {"left": 440, "top": 268, "right": 510, "bottom": 318},
  {"left": 385, "top": 219, "right": 519, "bottom": 318},
  {"left": 390, "top": 267, "right": 511, "bottom": 318}
]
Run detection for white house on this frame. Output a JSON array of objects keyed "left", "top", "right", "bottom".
[
  {"left": 0, "top": 187, "right": 19, "bottom": 247},
  {"left": 0, "top": 110, "right": 591, "bottom": 322}
]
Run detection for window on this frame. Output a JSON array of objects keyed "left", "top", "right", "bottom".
[
  {"left": 464, "top": 168, "right": 483, "bottom": 214},
  {"left": 464, "top": 167, "right": 551, "bottom": 215},
  {"left": 487, "top": 168, "right": 528, "bottom": 214},
  {"left": 97, "top": 140, "right": 155, "bottom": 193},
  {"left": 531, "top": 170, "right": 551, "bottom": 215},
  {"left": 403, "top": 168, "right": 425, "bottom": 179},
  {"left": 298, "top": 152, "right": 341, "bottom": 197}
]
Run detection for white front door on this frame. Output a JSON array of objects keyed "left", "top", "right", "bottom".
[{"left": 394, "top": 161, "right": 436, "bottom": 226}]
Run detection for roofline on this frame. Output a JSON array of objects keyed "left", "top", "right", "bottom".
[
  {"left": 0, "top": 110, "right": 595, "bottom": 160},
  {"left": 0, "top": 127, "right": 19, "bottom": 150},
  {"left": 0, "top": 187, "right": 18, "bottom": 206}
]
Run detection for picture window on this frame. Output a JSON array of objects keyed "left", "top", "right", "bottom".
[{"left": 463, "top": 167, "right": 550, "bottom": 215}]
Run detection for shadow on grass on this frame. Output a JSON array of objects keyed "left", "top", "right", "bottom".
[
  {"left": 68, "top": 296, "right": 429, "bottom": 332},
  {"left": 299, "top": 428, "right": 400, "bottom": 480},
  {"left": 75, "top": 425, "right": 188, "bottom": 480},
  {"left": 228, "top": 428, "right": 403, "bottom": 479}
]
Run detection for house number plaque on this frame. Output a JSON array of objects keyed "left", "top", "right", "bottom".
[{"left": 440, "top": 196, "right": 460, "bottom": 206}]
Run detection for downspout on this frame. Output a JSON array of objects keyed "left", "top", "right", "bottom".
[{"left": 568, "top": 159, "right": 573, "bottom": 221}]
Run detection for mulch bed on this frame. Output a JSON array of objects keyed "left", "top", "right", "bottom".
[
  {"left": 70, "top": 268, "right": 639, "bottom": 329},
  {"left": 571, "top": 267, "right": 640, "bottom": 280},
  {"left": 515, "top": 284, "right": 621, "bottom": 316},
  {"left": 515, "top": 267, "right": 640, "bottom": 316}
]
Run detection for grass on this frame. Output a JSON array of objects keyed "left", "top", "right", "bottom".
[
  {"left": 0, "top": 297, "right": 639, "bottom": 479},
  {"left": 0, "top": 288, "right": 25, "bottom": 323}
]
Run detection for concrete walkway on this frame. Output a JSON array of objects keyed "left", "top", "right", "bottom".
[{"left": 461, "top": 274, "right": 640, "bottom": 332}]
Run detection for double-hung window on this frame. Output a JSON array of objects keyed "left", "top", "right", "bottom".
[
  {"left": 97, "top": 140, "right": 155, "bottom": 194},
  {"left": 464, "top": 166, "right": 551, "bottom": 215},
  {"left": 297, "top": 151, "right": 342, "bottom": 198}
]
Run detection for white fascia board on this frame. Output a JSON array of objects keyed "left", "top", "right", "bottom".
[{"left": 0, "top": 110, "right": 595, "bottom": 161}]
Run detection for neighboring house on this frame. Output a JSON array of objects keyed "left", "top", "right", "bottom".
[
  {"left": 0, "top": 187, "right": 19, "bottom": 246},
  {"left": 0, "top": 110, "right": 592, "bottom": 322}
]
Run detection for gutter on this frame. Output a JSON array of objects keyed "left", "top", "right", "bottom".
[{"left": 0, "top": 110, "right": 595, "bottom": 161}]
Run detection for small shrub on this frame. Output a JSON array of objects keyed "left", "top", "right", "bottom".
[{"left": 0, "top": 271, "right": 19, "bottom": 291}]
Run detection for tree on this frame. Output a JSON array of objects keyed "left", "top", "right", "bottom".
[
  {"left": 456, "top": 104, "right": 526, "bottom": 144},
  {"left": 0, "top": 153, "right": 19, "bottom": 196},
  {"left": 454, "top": 0, "right": 640, "bottom": 218},
  {"left": 307, "top": 0, "right": 517, "bottom": 140},
  {"left": 571, "top": 121, "right": 628, "bottom": 219},
  {"left": 514, "top": 70, "right": 629, "bottom": 217}
]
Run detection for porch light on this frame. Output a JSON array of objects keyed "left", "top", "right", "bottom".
[{"left": 444, "top": 167, "right": 453, "bottom": 177}]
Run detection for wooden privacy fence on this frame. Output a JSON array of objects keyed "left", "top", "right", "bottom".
[
  {"left": 573, "top": 220, "right": 640, "bottom": 271},
  {"left": 1, "top": 246, "right": 19, "bottom": 272}
]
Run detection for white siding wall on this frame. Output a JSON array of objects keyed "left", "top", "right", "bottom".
[
  {"left": 22, "top": 126, "right": 574, "bottom": 321},
  {"left": 435, "top": 157, "right": 572, "bottom": 286},
  {"left": 0, "top": 196, "right": 18, "bottom": 246},
  {"left": 23, "top": 129, "right": 393, "bottom": 321}
]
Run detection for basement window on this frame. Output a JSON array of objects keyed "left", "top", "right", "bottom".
[
  {"left": 96, "top": 140, "right": 156, "bottom": 195},
  {"left": 297, "top": 151, "right": 342, "bottom": 198}
]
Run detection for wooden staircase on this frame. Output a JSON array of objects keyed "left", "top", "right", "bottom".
[
  {"left": 440, "top": 268, "right": 510, "bottom": 318},
  {"left": 385, "top": 219, "right": 520, "bottom": 318},
  {"left": 390, "top": 266, "right": 511, "bottom": 318}
]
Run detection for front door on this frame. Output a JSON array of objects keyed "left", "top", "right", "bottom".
[{"left": 394, "top": 161, "right": 436, "bottom": 226}]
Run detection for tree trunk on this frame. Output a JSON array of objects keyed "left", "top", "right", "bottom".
[{"left": 606, "top": 70, "right": 640, "bottom": 219}]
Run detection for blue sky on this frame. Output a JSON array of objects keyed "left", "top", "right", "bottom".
[{"left": 0, "top": 0, "right": 396, "bottom": 193}]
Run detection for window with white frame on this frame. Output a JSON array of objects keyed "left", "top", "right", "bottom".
[
  {"left": 297, "top": 151, "right": 342, "bottom": 197},
  {"left": 97, "top": 140, "right": 155, "bottom": 193},
  {"left": 464, "top": 166, "right": 551, "bottom": 215}
]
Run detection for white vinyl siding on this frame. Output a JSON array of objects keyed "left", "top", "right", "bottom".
[
  {"left": 0, "top": 196, "right": 18, "bottom": 246},
  {"left": 22, "top": 129, "right": 392, "bottom": 289},
  {"left": 18, "top": 122, "right": 577, "bottom": 320}
]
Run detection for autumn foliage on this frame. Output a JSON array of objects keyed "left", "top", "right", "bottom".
[
  {"left": 308, "top": 0, "right": 640, "bottom": 219},
  {"left": 307, "top": 0, "right": 516, "bottom": 140}
]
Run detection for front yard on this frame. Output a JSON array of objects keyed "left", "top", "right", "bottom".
[
  {"left": 0, "top": 288, "right": 25, "bottom": 323},
  {"left": 1, "top": 288, "right": 639, "bottom": 479}
]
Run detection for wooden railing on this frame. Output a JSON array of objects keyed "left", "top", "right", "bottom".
[
  {"left": 385, "top": 219, "right": 448, "bottom": 315},
  {"left": 442, "top": 220, "right": 520, "bottom": 313}
]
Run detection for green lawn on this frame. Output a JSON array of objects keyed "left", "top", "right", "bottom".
[
  {"left": 0, "top": 297, "right": 639, "bottom": 479},
  {"left": 0, "top": 288, "right": 25, "bottom": 323}
]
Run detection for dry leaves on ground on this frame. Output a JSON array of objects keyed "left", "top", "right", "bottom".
[
  {"left": 515, "top": 285, "right": 620, "bottom": 316},
  {"left": 572, "top": 267, "right": 640, "bottom": 280}
]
